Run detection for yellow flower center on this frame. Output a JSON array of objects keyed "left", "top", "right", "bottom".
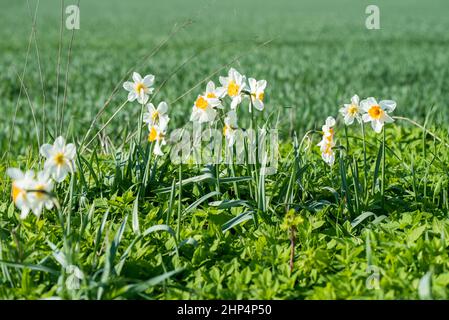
[
  {"left": 227, "top": 81, "right": 239, "bottom": 97},
  {"left": 207, "top": 92, "right": 216, "bottom": 99},
  {"left": 135, "top": 82, "right": 146, "bottom": 94},
  {"left": 12, "top": 183, "right": 25, "bottom": 203},
  {"left": 368, "top": 105, "right": 383, "bottom": 119},
  {"left": 258, "top": 92, "right": 264, "bottom": 101},
  {"left": 195, "top": 96, "right": 209, "bottom": 110},
  {"left": 348, "top": 104, "right": 358, "bottom": 116},
  {"left": 152, "top": 111, "right": 159, "bottom": 121},
  {"left": 54, "top": 152, "right": 65, "bottom": 166},
  {"left": 148, "top": 127, "right": 158, "bottom": 142}
]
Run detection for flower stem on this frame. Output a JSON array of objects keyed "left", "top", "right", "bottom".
[
  {"left": 381, "top": 127, "right": 386, "bottom": 208},
  {"left": 177, "top": 162, "right": 182, "bottom": 242},
  {"left": 361, "top": 122, "right": 368, "bottom": 202}
]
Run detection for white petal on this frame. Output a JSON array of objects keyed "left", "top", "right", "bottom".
[
  {"left": 64, "top": 143, "right": 76, "bottom": 160},
  {"left": 257, "top": 80, "right": 267, "bottom": 91},
  {"left": 146, "top": 103, "right": 156, "bottom": 113},
  {"left": 132, "top": 72, "right": 142, "bottom": 83},
  {"left": 153, "top": 142, "right": 164, "bottom": 156},
  {"left": 345, "top": 114, "right": 354, "bottom": 125},
  {"left": 380, "top": 100, "right": 396, "bottom": 113},
  {"left": 201, "top": 108, "right": 216, "bottom": 123},
  {"left": 234, "top": 71, "right": 243, "bottom": 84},
  {"left": 253, "top": 99, "right": 264, "bottom": 111},
  {"left": 159, "top": 115, "right": 170, "bottom": 131},
  {"left": 215, "top": 87, "right": 226, "bottom": 98},
  {"left": 45, "top": 200, "right": 54, "bottom": 210},
  {"left": 54, "top": 136, "right": 66, "bottom": 150},
  {"left": 36, "top": 170, "right": 50, "bottom": 182},
  {"left": 240, "top": 78, "right": 247, "bottom": 91},
  {"left": 40, "top": 144, "right": 54, "bottom": 159},
  {"left": 325, "top": 117, "right": 336, "bottom": 127},
  {"left": 219, "top": 76, "right": 227, "bottom": 86},
  {"left": 206, "top": 81, "right": 215, "bottom": 93},
  {"left": 157, "top": 101, "right": 168, "bottom": 114},
  {"left": 360, "top": 97, "right": 377, "bottom": 112},
  {"left": 123, "top": 81, "right": 134, "bottom": 92},
  {"left": 20, "top": 206, "right": 30, "bottom": 219},
  {"left": 54, "top": 165, "right": 69, "bottom": 183},
  {"left": 128, "top": 91, "right": 137, "bottom": 101},
  {"left": 372, "top": 120, "right": 383, "bottom": 133},
  {"left": 142, "top": 74, "right": 155, "bottom": 87},
  {"left": 230, "top": 96, "right": 241, "bottom": 109},
  {"left": 362, "top": 114, "right": 371, "bottom": 123},
  {"left": 383, "top": 113, "right": 394, "bottom": 123},
  {"left": 351, "top": 94, "right": 360, "bottom": 105},
  {"left": 248, "top": 78, "right": 257, "bottom": 92},
  {"left": 208, "top": 98, "right": 221, "bottom": 107},
  {"left": 7, "top": 168, "right": 24, "bottom": 180},
  {"left": 137, "top": 94, "right": 149, "bottom": 105},
  {"left": 143, "top": 113, "right": 152, "bottom": 124}
]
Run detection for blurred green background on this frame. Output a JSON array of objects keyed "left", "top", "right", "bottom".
[{"left": 1, "top": 0, "right": 448, "bottom": 154}]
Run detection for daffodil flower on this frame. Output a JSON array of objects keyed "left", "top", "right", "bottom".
[
  {"left": 317, "top": 116, "right": 336, "bottom": 166},
  {"left": 319, "top": 142, "right": 335, "bottom": 166},
  {"left": 205, "top": 81, "right": 225, "bottom": 107},
  {"left": 339, "top": 94, "right": 361, "bottom": 125},
  {"left": 123, "top": 72, "right": 155, "bottom": 104},
  {"left": 248, "top": 78, "right": 267, "bottom": 111},
  {"left": 40, "top": 136, "right": 76, "bottom": 182},
  {"left": 6, "top": 168, "right": 35, "bottom": 219},
  {"left": 361, "top": 97, "right": 396, "bottom": 133},
  {"left": 148, "top": 125, "right": 167, "bottom": 156},
  {"left": 218, "top": 68, "right": 246, "bottom": 109},
  {"left": 143, "top": 101, "right": 170, "bottom": 131},
  {"left": 190, "top": 94, "right": 219, "bottom": 123},
  {"left": 28, "top": 171, "right": 54, "bottom": 217}
]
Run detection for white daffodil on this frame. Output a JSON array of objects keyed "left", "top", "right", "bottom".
[
  {"left": 205, "top": 81, "right": 225, "bottom": 106},
  {"left": 6, "top": 168, "right": 35, "bottom": 219},
  {"left": 148, "top": 125, "right": 166, "bottom": 156},
  {"left": 319, "top": 142, "right": 335, "bottom": 166},
  {"left": 123, "top": 72, "right": 155, "bottom": 104},
  {"left": 317, "top": 116, "right": 336, "bottom": 166},
  {"left": 143, "top": 101, "right": 170, "bottom": 131},
  {"left": 339, "top": 94, "right": 361, "bottom": 125},
  {"left": 248, "top": 78, "right": 267, "bottom": 111},
  {"left": 361, "top": 97, "right": 396, "bottom": 133},
  {"left": 218, "top": 68, "right": 246, "bottom": 109},
  {"left": 40, "top": 136, "right": 76, "bottom": 182},
  {"left": 223, "top": 110, "right": 239, "bottom": 147},
  {"left": 28, "top": 170, "right": 54, "bottom": 217},
  {"left": 322, "top": 116, "right": 336, "bottom": 141},
  {"left": 190, "top": 95, "right": 218, "bottom": 123}
]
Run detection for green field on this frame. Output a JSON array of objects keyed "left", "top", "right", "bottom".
[{"left": 1, "top": 0, "right": 449, "bottom": 299}]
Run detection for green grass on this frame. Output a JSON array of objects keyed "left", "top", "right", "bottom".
[{"left": 1, "top": 0, "right": 449, "bottom": 299}]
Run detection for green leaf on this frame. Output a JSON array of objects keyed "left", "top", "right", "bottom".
[
  {"left": 222, "top": 211, "right": 254, "bottom": 233},
  {"left": 351, "top": 211, "right": 376, "bottom": 228},
  {"left": 407, "top": 225, "right": 426, "bottom": 244}
]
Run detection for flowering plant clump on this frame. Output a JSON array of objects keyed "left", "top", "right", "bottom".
[
  {"left": 318, "top": 94, "right": 397, "bottom": 166},
  {"left": 124, "top": 72, "right": 171, "bottom": 156},
  {"left": 189, "top": 67, "right": 268, "bottom": 149},
  {"left": 7, "top": 136, "right": 76, "bottom": 219}
]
